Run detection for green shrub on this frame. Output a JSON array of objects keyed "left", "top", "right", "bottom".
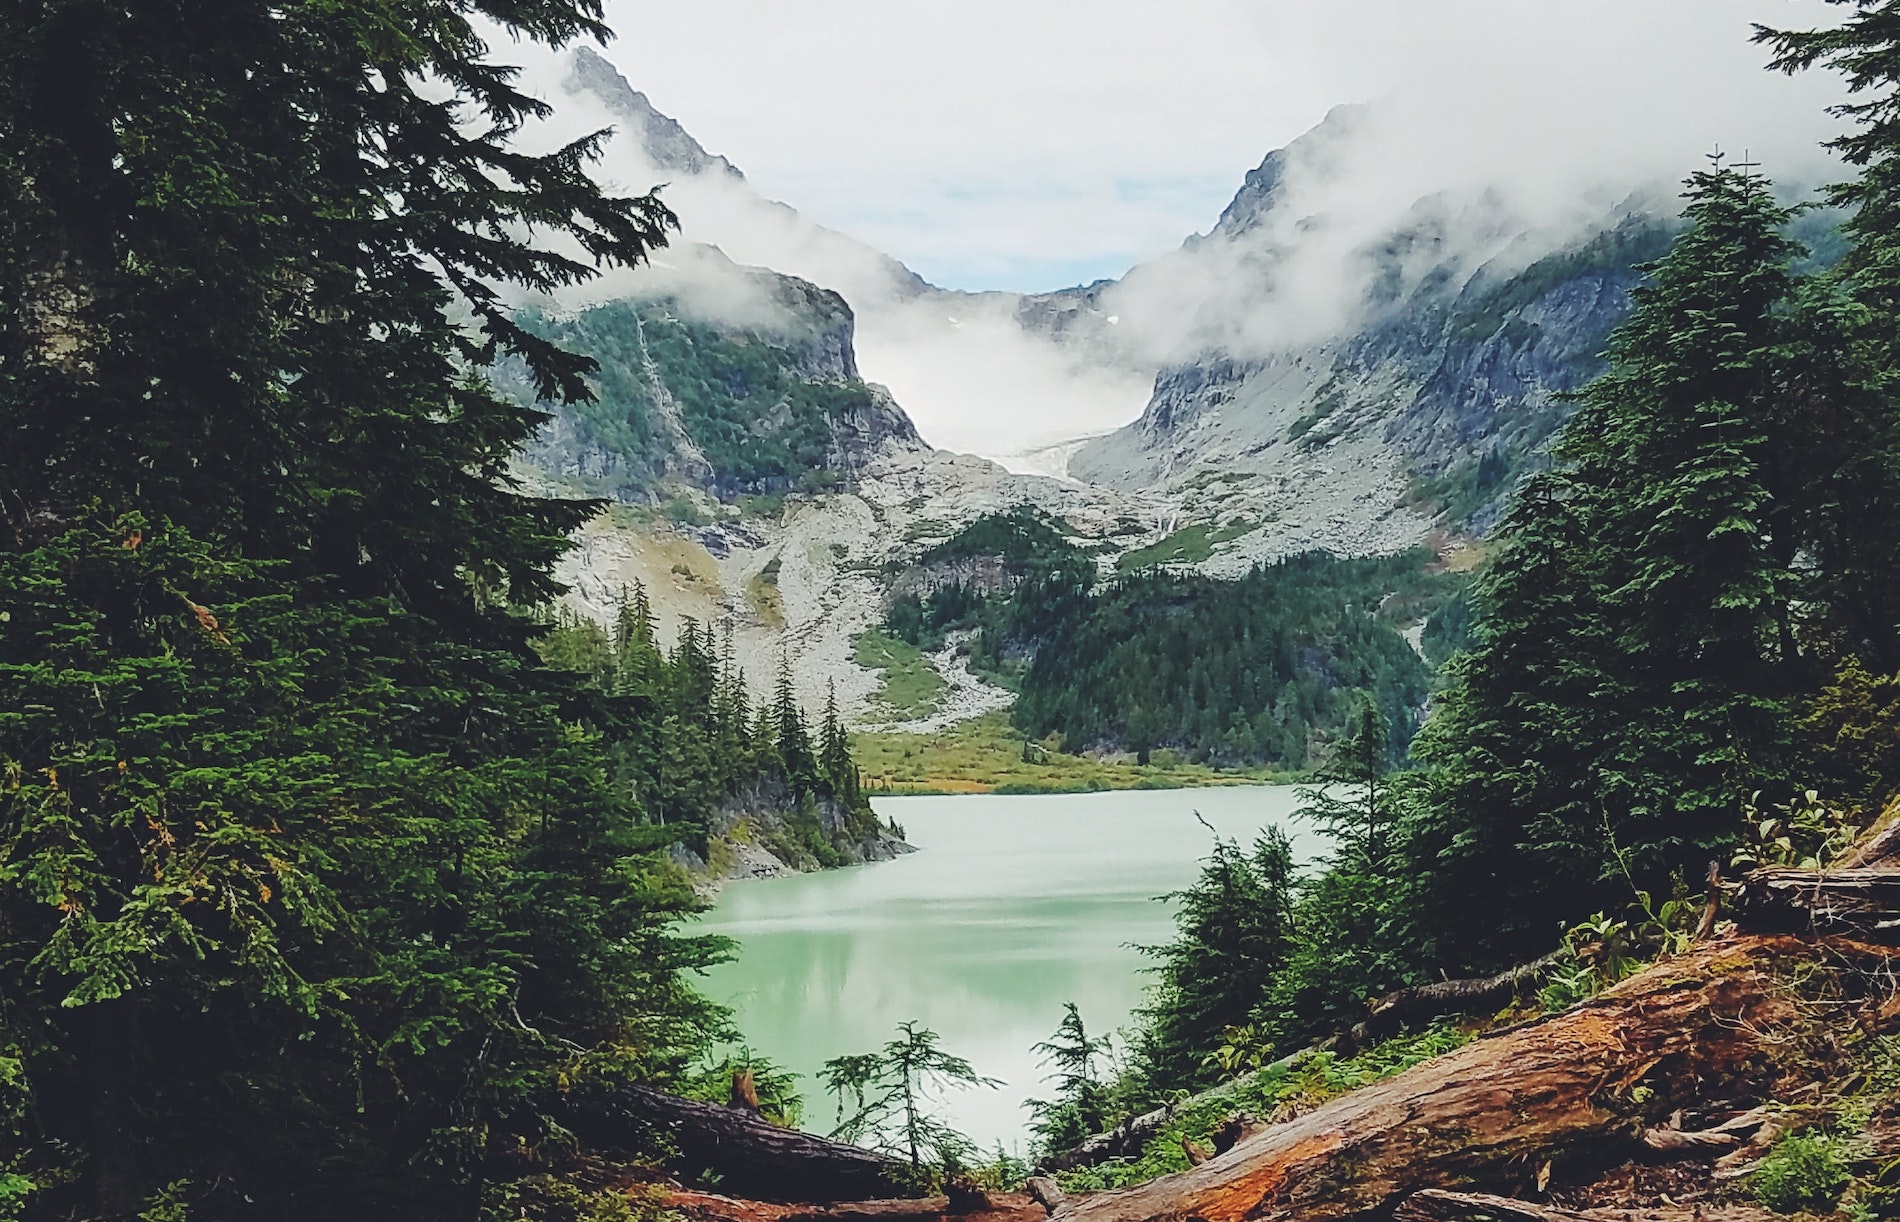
[{"left": 1753, "top": 1133, "right": 1853, "bottom": 1215}]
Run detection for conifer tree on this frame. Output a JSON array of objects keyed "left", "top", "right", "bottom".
[
  {"left": 1759, "top": 4, "right": 1900, "bottom": 674},
  {"left": 774, "top": 655, "right": 818, "bottom": 786},
  {"left": 1402, "top": 162, "right": 1809, "bottom": 970},
  {"left": 820, "top": 680, "right": 860, "bottom": 807},
  {"left": 0, "top": 3, "right": 724, "bottom": 1215},
  {"left": 1134, "top": 828, "right": 1296, "bottom": 1092}
]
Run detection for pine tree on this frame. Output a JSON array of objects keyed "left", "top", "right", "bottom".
[
  {"left": 774, "top": 654, "right": 818, "bottom": 787},
  {"left": 1401, "top": 162, "right": 1809, "bottom": 971},
  {"left": 0, "top": 3, "right": 723, "bottom": 1214}
]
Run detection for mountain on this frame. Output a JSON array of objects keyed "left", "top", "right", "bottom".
[
  {"left": 518, "top": 50, "right": 1789, "bottom": 731},
  {"left": 569, "top": 47, "right": 746, "bottom": 183},
  {"left": 509, "top": 246, "right": 924, "bottom": 502},
  {"left": 1070, "top": 213, "right": 1673, "bottom": 544}
]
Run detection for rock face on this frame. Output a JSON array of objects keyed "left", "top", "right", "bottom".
[
  {"left": 568, "top": 46, "right": 745, "bottom": 182},
  {"left": 1069, "top": 120, "right": 1677, "bottom": 542},
  {"left": 511, "top": 248, "right": 927, "bottom": 502}
]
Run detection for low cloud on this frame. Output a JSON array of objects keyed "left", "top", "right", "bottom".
[{"left": 486, "top": 1, "right": 1855, "bottom": 461}]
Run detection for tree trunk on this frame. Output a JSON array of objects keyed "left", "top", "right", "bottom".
[
  {"left": 1394, "top": 1189, "right": 1779, "bottom": 1222},
  {"left": 1051, "top": 935, "right": 1830, "bottom": 1222},
  {"left": 557, "top": 1082, "right": 904, "bottom": 1203},
  {"left": 1729, "top": 865, "right": 1900, "bottom": 939},
  {"left": 1036, "top": 1049, "right": 1321, "bottom": 1174},
  {"left": 1354, "top": 951, "right": 1565, "bottom": 1043}
]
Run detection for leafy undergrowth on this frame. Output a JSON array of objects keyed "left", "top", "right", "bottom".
[
  {"left": 852, "top": 711, "right": 1285, "bottom": 795},
  {"left": 1057, "top": 1024, "right": 1471, "bottom": 1192}
]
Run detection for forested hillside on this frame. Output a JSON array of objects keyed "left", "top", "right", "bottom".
[
  {"left": 508, "top": 258, "right": 921, "bottom": 502},
  {"left": 537, "top": 585, "right": 894, "bottom": 867},
  {"left": 1074, "top": 149, "right": 1900, "bottom": 1158},
  {"left": 884, "top": 512, "right": 1458, "bottom": 766}
]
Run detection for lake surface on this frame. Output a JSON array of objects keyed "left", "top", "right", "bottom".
[{"left": 698, "top": 786, "right": 1324, "bottom": 1151}]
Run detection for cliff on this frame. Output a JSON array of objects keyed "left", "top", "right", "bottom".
[{"left": 510, "top": 248, "right": 926, "bottom": 502}]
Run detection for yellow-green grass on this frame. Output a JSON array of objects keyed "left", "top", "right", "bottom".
[
  {"left": 852, "top": 710, "right": 1287, "bottom": 795},
  {"left": 1117, "top": 519, "right": 1259, "bottom": 572},
  {"left": 852, "top": 629, "right": 949, "bottom": 720}
]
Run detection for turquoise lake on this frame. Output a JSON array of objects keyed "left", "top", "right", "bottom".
[{"left": 697, "top": 786, "right": 1325, "bottom": 1150}]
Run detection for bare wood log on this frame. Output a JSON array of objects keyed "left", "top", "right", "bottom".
[
  {"left": 1024, "top": 1178, "right": 1065, "bottom": 1215},
  {"left": 1051, "top": 936, "right": 1824, "bottom": 1222},
  {"left": 1396, "top": 1190, "right": 1593, "bottom": 1222},
  {"left": 1839, "top": 801, "right": 1900, "bottom": 869},
  {"left": 1696, "top": 861, "right": 1723, "bottom": 941},
  {"left": 558, "top": 1082, "right": 902, "bottom": 1204},
  {"left": 1641, "top": 1106, "right": 1768, "bottom": 1154},
  {"left": 1730, "top": 866, "right": 1900, "bottom": 939},
  {"left": 1396, "top": 1189, "right": 1780, "bottom": 1222},
  {"left": 1036, "top": 1049, "right": 1320, "bottom": 1173},
  {"left": 663, "top": 1189, "right": 1046, "bottom": 1222},
  {"left": 1361, "top": 951, "right": 1565, "bottom": 1036}
]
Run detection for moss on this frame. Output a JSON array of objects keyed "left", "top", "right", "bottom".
[
  {"left": 852, "top": 710, "right": 1286, "bottom": 794},
  {"left": 1754, "top": 1133, "right": 1854, "bottom": 1214}
]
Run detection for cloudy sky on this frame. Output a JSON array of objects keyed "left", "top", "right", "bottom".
[{"left": 575, "top": 0, "right": 1851, "bottom": 293}]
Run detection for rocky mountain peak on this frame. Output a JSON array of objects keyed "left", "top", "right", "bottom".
[
  {"left": 1196, "top": 103, "right": 1368, "bottom": 245},
  {"left": 567, "top": 46, "right": 746, "bottom": 183}
]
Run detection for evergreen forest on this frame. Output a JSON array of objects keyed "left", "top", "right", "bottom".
[
  {"left": 885, "top": 513, "right": 1457, "bottom": 767},
  {"left": 9, "top": 0, "right": 1900, "bottom": 1218},
  {"left": 0, "top": 2, "right": 873, "bottom": 1216}
]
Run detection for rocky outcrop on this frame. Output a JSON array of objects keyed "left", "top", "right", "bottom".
[
  {"left": 568, "top": 46, "right": 746, "bottom": 182},
  {"left": 515, "top": 250, "right": 926, "bottom": 502},
  {"left": 1070, "top": 209, "right": 1673, "bottom": 544}
]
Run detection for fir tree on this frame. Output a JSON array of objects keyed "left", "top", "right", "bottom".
[
  {"left": 1133, "top": 827, "right": 1297, "bottom": 1092},
  {"left": 1402, "top": 162, "right": 1810, "bottom": 970},
  {"left": 0, "top": 3, "right": 721, "bottom": 1214}
]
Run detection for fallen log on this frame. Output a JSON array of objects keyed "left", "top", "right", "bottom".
[
  {"left": 1050, "top": 936, "right": 1834, "bottom": 1222},
  {"left": 1639, "top": 1106, "right": 1769, "bottom": 1154},
  {"left": 1395, "top": 1190, "right": 1780, "bottom": 1222},
  {"left": 1358, "top": 951, "right": 1565, "bottom": 1040},
  {"left": 1035, "top": 1048, "right": 1320, "bottom": 1173},
  {"left": 663, "top": 1188, "right": 1046, "bottom": 1222},
  {"left": 1024, "top": 1178, "right": 1065, "bottom": 1215},
  {"left": 1838, "top": 798, "right": 1900, "bottom": 869},
  {"left": 557, "top": 1082, "right": 903, "bottom": 1204},
  {"left": 1729, "top": 866, "right": 1900, "bottom": 940},
  {"left": 1395, "top": 1189, "right": 1593, "bottom": 1222}
]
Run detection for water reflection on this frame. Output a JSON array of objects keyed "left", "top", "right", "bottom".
[{"left": 699, "top": 786, "right": 1323, "bottom": 1150}]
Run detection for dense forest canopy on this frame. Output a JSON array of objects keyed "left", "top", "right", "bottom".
[
  {"left": 885, "top": 513, "right": 1456, "bottom": 767},
  {"left": 0, "top": 2, "right": 771, "bottom": 1218},
  {"left": 9, "top": 0, "right": 1900, "bottom": 1214},
  {"left": 535, "top": 586, "right": 883, "bottom": 866},
  {"left": 1120, "top": 150, "right": 1900, "bottom": 1115}
]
